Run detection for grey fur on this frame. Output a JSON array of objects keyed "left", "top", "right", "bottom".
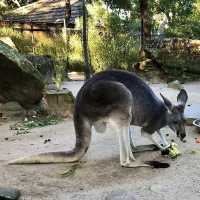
[{"left": 9, "top": 70, "right": 188, "bottom": 166}]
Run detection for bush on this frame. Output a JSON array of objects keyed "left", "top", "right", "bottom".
[
  {"left": 89, "top": 32, "right": 139, "bottom": 72},
  {"left": 0, "top": 27, "right": 32, "bottom": 53},
  {"left": 34, "top": 34, "right": 71, "bottom": 86},
  {"left": 82, "top": 1, "right": 139, "bottom": 72},
  {"left": 0, "top": 27, "right": 70, "bottom": 85},
  {"left": 68, "top": 33, "right": 84, "bottom": 71},
  {"left": 164, "top": 6, "right": 200, "bottom": 39}
]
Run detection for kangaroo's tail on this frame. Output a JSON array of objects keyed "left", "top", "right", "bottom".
[{"left": 9, "top": 112, "right": 91, "bottom": 164}]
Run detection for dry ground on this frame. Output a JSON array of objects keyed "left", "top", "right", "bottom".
[{"left": 0, "top": 81, "right": 200, "bottom": 200}]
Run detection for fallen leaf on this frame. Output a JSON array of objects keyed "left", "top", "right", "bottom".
[
  {"left": 195, "top": 138, "right": 200, "bottom": 144},
  {"left": 60, "top": 163, "right": 81, "bottom": 177}
]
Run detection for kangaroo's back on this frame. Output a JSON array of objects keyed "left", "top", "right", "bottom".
[{"left": 75, "top": 70, "right": 165, "bottom": 128}]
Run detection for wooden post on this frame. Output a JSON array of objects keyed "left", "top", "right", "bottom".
[
  {"left": 30, "top": 20, "right": 35, "bottom": 54},
  {"left": 63, "top": 0, "right": 71, "bottom": 78},
  {"left": 63, "top": 0, "right": 71, "bottom": 42},
  {"left": 140, "top": 0, "right": 151, "bottom": 49},
  {"left": 82, "top": 0, "right": 91, "bottom": 80}
]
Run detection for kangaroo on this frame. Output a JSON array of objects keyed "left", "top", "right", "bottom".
[{"left": 9, "top": 70, "right": 188, "bottom": 167}]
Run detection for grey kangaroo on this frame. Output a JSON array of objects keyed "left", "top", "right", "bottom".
[{"left": 10, "top": 70, "right": 188, "bottom": 167}]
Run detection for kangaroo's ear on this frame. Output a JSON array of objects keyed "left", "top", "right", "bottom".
[
  {"left": 160, "top": 93, "right": 173, "bottom": 111},
  {"left": 177, "top": 89, "right": 188, "bottom": 107}
]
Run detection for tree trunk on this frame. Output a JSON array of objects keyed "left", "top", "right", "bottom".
[
  {"left": 140, "top": 0, "right": 151, "bottom": 48},
  {"left": 82, "top": 0, "right": 91, "bottom": 80},
  {"left": 63, "top": 0, "right": 71, "bottom": 78}
]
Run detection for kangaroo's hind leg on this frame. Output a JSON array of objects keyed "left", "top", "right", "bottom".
[{"left": 113, "top": 112, "right": 150, "bottom": 168}]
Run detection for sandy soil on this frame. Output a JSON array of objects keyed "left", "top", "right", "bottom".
[{"left": 0, "top": 81, "right": 200, "bottom": 200}]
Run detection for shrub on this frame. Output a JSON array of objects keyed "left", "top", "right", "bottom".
[
  {"left": 0, "top": 27, "right": 32, "bottom": 53},
  {"left": 82, "top": 1, "right": 139, "bottom": 72},
  {"left": 34, "top": 34, "right": 71, "bottom": 84}
]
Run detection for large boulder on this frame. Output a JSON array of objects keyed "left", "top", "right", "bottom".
[
  {"left": 0, "top": 41, "right": 44, "bottom": 109},
  {"left": 0, "top": 101, "right": 26, "bottom": 119},
  {"left": 0, "top": 37, "right": 17, "bottom": 49},
  {"left": 25, "top": 54, "right": 55, "bottom": 84}
]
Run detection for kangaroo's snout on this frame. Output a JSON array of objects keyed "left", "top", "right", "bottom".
[
  {"left": 180, "top": 132, "right": 186, "bottom": 141},
  {"left": 177, "top": 130, "right": 186, "bottom": 141}
]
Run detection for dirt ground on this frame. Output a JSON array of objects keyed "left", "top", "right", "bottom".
[{"left": 1, "top": 81, "right": 200, "bottom": 200}]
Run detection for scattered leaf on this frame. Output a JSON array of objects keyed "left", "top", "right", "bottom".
[
  {"left": 195, "top": 138, "right": 200, "bottom": 144},
  {"left": 10, "top": 115, "right": 63, "bottom": 135},
  {"left": 60, "top": 163, "right": 81, "bottom": 177},
  {"left": 190, "top": 150, "right": 198, "bottom": 154}
]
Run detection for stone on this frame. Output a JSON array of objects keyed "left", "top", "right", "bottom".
[
  {"left": 0, "top": 101, "right": 24, "bottom": 112},
  {"left": 105, "top": 190, "right": 136, "bottom": 200},
  {"left": 0, "top": 41, "right": 44, "bottom": 109},
  {"left": 149, "top": 184, "right": 162, "bottom": 193},
  {"left": 0, "top": 187, "right": 20, "bottom": 200},
  {"left": 0, "top": 37, "right": 17, "bottom": 49},
  {"left": 26, "top": 54, "right": 55, "bottom": 84},
  {"left": 0, "top": 101, "right": 26, "bottom": 119}
]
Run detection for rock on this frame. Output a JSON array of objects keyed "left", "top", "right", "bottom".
[
  {"left": 0, "top": 41, "right": 44, "bottom": 109},
  {"left": 0, "top": 37, "right": 17, "bottom": 49},
  {"left": 0, "top": 101, "right": 24, "bottom": 111},
  {"left": 26, "top": 54, "right": 55, "bottom": 84},
  {"left": 43, "top": 89, "right": 74, "bottom": 117},
  {"left": 0, "top": 101, "right": 26, "bottom": 119},
  {"left": 149, "top": 184, "right": 162, "bottom": 193},
  {"left": 0, "top": 95, "right": 7, "bottom": 103},
  {"left": 0, "top": 187, "right": 21, "bottom": 200},
  {"left": 167, "top": 80, "right": 184, "bottom": 90},
  {"left": 105, "top": 190, "right": 136, "bottom": 200}
]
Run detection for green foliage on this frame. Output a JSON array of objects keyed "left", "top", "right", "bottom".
[
  {"left": 34, "top": 34, "right": 70, "bottom": 83},
  {"left": 10, "top": 115, "right": 63, "bottom": 135},
  {"left": 89, "top": 32, "right": 139, "bottom": 71},
  {"left": 0, "top": 27, "right": 70, "bottom": 84},
  {"left": 103, "top": 0, "right": 132, "bottom": 10},
  {"left": 164, "top": 3, "right": 200, "bottom": 39},
  {"left": 69, "top": 1, "right": 139, "bottom": 72},
  {"left": 157, "top": 0, "right": 196, "bottom": 23},
  {"left": 68, "top": 33, "right": 84, "bottom": 72},
  {"left": 0, "top": 0, "right": 7, "bottom": 12},
  {"left": 86, "top": 1, "right": 139, "bottom": 72},
  {"left": 0, "top": 27, "right": 32, "bottom": 52},
  {"left": 1, "top": 0, "right": 200, "bottom": 78}
]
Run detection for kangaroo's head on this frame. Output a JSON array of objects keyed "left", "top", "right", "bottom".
[{"left": 160, "top": 89, "right": 188, "bottom": 141}]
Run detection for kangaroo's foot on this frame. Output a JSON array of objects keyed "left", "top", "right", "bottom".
[
  {"left": 131, "top": 144, "right": 159, "bottom": 153},
  {"left": 118, "top": 125, "right": 151, "bottom": 168},
  {"left": 121, "top": 160, "right": 151, "bottom": 168}
]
